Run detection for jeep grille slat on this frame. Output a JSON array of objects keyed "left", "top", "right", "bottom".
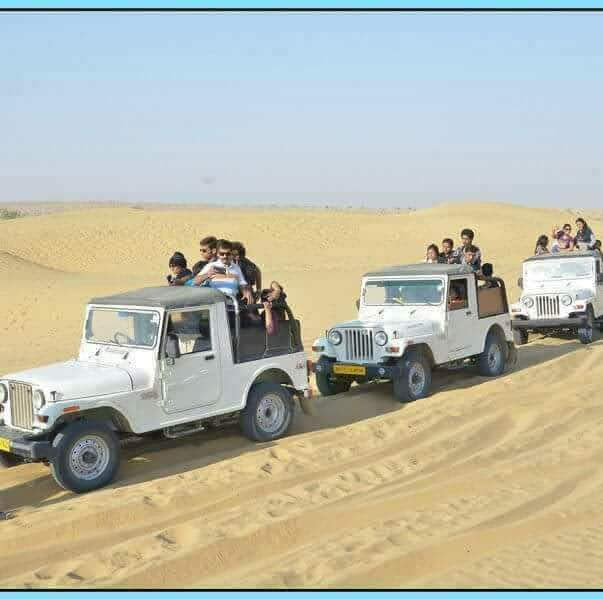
[
  {"left": 536, "top": 295, "right": 560, "bottom": 318},
  {"left": 342, "top": 329, "right": 374, "bottom": 362},
  {"left": 9, "top": 382, "right": 34, "bottom": 430}
]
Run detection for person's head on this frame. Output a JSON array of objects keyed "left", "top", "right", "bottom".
[
  {"left": 231, "top": 241, "right": 246, "bottom": 263},
  {"left": 594, "top": 239, "right": 602, "bottom": 251},
  {"left": 216, "top": 239, "right": 233, "bottom": 265},
  {"left": 199, "top": 235, "right": 217, "bottom": 262},
  {"left": 449, "top": 284, "right": 460, "bottom": 301},
  {"left": 168, "top": 252, "right": 187, "bottom": 276},
  {"left": 261, "top": 281, "right": 285, "bottom": 303},
  {"left": 558, "top": 225, "right": 572, "bottom": 248},
  {"left": 460, "top": 228, "right": 475, "bottom": 247},
  {"left": 536, "top": 234, "right": 549, "bottom": 248},
  {"left": 576, "top": 217, "right": 587, "bottom": 232},
  {"left": 441, "top": 238, "right": 454, "bottom": 254},
  {"left": 481, "top": 262, "right": 493, "bottom": 278},
  {"left": 464, "top": 244, "right": 478, "bottom": 264},
  {"left": 426, "top": 244, "right": 439, "bottom": 262}
]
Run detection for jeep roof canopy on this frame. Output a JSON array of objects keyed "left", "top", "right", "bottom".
[
  {"left": 524, "top": 250, "right": 599, "bottom": 263},
  {"left": 363, "top": 263, "right": 474, "bottom": 278},
  {"left": 89, "top": 286, "right": 227, "bottom": 309}
]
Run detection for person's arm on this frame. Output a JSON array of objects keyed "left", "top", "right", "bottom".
[
  {"left": 263, "top": 302, "right": 278, "bottom": 335},
  {"left": 255, "top": 264, "right": 262, "bottom": 293}
]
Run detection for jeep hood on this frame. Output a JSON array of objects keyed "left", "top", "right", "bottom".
[{"left": 4, "top": 359, "right": 133, "bottom": 401}]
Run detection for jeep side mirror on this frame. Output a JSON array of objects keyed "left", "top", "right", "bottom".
[
  {"left": 517, "top": 277, "right": 523, "bottom": 289},
  {"left": 356, "top": 299, "right": 360, "bottom": 310},
  {"left": 165, "top": 334, "right": 181, "bottom": 359}
]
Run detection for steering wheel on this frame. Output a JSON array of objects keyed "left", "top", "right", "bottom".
[{"left": 114, "top": 332, "right": 133, "bottom": 345}]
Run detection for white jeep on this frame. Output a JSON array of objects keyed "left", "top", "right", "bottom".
[
  {"left": 312, "top": 264, "right": 517, "bottom": 403},
  {"left": 0, "top": 287, "right": 311, "bottom": 493},
  {"left": 511, "top": 250, "right": 603, "bottom": 345}
]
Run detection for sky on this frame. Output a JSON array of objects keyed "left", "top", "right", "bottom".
[{"left": 1, "top": 11, "right": 603, "bottom": 209}]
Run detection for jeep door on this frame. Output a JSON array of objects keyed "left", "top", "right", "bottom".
[
  {"left": 160, "top": 307, "right": 222, "bottom": 413},
  {"left": 446, "top": 276, "right": 480, "bottom": 359}
]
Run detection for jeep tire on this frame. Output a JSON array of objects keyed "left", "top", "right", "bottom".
[
  {"left": 578, "top": 307, "right": 595, "bottom": 345},
  {"left": 49, "top": 420, "right": 121, "bottom": 494},
  {"left": 513, "top": 328, "right": 529, "bottom": 346},
  {"left": 393, "top": 349, "right": 432, "bottom": 403},
  {"left": 478, "top": 330, "right": 507, "bottom": 377},
  {"left": 0, "top": 452, "right": 22, "bottom": 468},
  {"left": 240, "top": 382, "right": 294, "bottom": 442},
  {"left": 315, "top": 369, "right": 352, "bottom": 397}
]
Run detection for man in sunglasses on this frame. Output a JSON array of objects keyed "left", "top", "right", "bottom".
[
  {"left": 193, "top": 239, "right": 254, "bottom": 304},
  {"left": 169, "top": 236, "right": 217, "bottom": 285}
]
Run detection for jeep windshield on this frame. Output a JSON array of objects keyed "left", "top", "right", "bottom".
[
  {"left": 364, "top": 279, "right": 444, "bottom": 306},
  {"left": 524, "top": 258, "right": 593, "bottom": 282},
  {"left": 85, "top": 308, "right": 160, "bottom": 348}
]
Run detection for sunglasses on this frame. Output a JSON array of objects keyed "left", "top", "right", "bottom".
[
  {"left": 564, "top": 227, "right": 571, "bottom": 231},
  {"left": 200, "top": 247, "right": 212, "bottom": 253},
  {"left": 218, "top": 251, "right": 232, "bottom": 257}
]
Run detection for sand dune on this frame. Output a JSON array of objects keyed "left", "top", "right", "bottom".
[{"left": 1, "top": 202, "right": 603, "bottom": 588}]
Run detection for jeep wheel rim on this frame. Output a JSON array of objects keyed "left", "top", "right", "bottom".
[
  {"left": 488, "top": 343, "right": 502, "bottom": 371},
  {"left": 408, "top": 363, "right": 425, "bottom": 396},
  {"left": 256, "top": 394, "right": 286, "bottom": 434},
  {"left": 69, "top": 435, "right": 111, "bottom": 481}
]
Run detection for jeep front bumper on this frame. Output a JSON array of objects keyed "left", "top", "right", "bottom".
[
  {"left": 314, "top": 357, "right": 401, "bottom": 380},
  {"left": 0, "top": 424, "right": 54, "bottom": 461},
  {"left": 511, "top": 315, "right": 588, "bottom": 330}
]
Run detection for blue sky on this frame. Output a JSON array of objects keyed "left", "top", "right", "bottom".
[{"left": 1, "top": 11, "right": 603, "bottom": 208}]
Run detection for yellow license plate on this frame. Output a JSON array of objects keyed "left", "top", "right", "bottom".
[
  {"left": 333, "top": 364, "right": 366, "bottom": 376},
  {"left": 0, "top": 437, "right": 11, "bottom": 453}
]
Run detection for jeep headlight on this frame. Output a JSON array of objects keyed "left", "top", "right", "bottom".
[
  {"left": 522, "top": 297, "right": 534, "bottom": 308},
  {"left": 561, "top": 294, "right": 573, "bottom": 306},
  {"left": 328, "top": 330, "right": 343, "bottom": 345},
  {"left": 0, "top": 383, "right": 7, "bottom": 404},
  {"left": 33, "top": 390, "right": 45, "bottom": 410},
  {"left": 374, "top": 331, "right": 388, "bottom": 346}
]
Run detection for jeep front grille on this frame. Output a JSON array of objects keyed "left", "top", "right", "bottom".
[
  {"left": 536, "top": 295, "right": 560, "bottom": 318},
  {"left": 344, "top": 329, "right": 374, "bottom": 362},
  {"left": 9, "top": 382, "right": 34, "bottom": 430}
]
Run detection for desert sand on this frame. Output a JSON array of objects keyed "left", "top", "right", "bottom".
[{"left": 1, "top": 201, "right": 603, "bottom": 588}]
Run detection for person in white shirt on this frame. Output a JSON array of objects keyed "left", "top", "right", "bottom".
[{"left": 191, "top": 239, "right": 254, "bottom": 304}]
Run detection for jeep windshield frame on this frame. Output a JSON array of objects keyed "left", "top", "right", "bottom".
[
  {"left": 362, "top": 277, "right": 445, "bottom": 307},
  {"left": 85, "top": 307, "right": 162, "bottom": 349}
]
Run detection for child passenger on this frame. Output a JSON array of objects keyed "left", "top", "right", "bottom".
[{"left": 166, "top": 252, "right": 192, "bottom": 285}]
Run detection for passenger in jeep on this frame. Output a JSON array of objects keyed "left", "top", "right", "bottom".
[
  {"left": 232, "top": 241, "right": 262, "bottom": 299},
  {"left": 463, "top": 245, "right": 481, "bottom": 272},
  {"left": 479, "top": 263, "right": 500, "bottom": 288},
  {"left": 167, "top": 252, "right": 193, "bottom": 286},
  {"left": 574, "top": 218, "right": 597, "bottom": 250},
  {"left": 448, "top": 282, "right": 467, "bottom": 310},
  {"left": 194, "top": 239, "right": 254, "bottom": 304},
  {"left": 534, "top": 235, "right": 550, "bottom": 255},
  {"left": 551, "top": 224, "right": 575, "bottom": 252},
  {"left": 439, "top": 238, "right": 455, "bottom": 264},
  {"left": 453, "top": 228, "right": 482, "bottom": 268},
  {"left": 261, "top": 282, "right": 287, "bottom": 335},
  {"left": 425, "top": 244, "right": 443, "bottom": 264}
]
